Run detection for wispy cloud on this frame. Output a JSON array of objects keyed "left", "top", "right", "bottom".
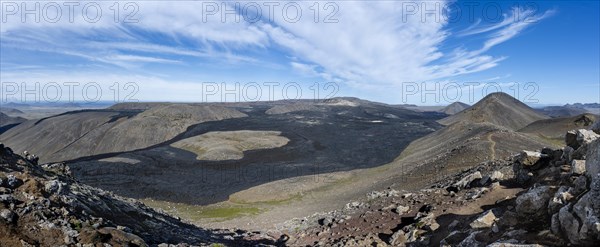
[
  {"left": 1, "top": 1, "right": 555, "bottom": 99},
  {"left": 462, "top": 7, "right": 556, "bottom": 56},
  {"left": 106, "top": 54, "right": 180, "bottom": 64}
]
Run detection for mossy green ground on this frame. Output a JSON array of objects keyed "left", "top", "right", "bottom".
[
  {"left": 141, "top": 199, "right": 262, "bottom": 222},
  {"left": 141, "top": 195, "right": 302, "bottom": 222}
]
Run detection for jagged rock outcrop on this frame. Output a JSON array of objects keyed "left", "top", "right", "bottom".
[
  {"left": 469, "top": 210, "right": 497, "bottom": 229},
  {"left": 516, "top": 150, "right": 547, "bottom": 167},
  {"left": 586, "top": 139, "right": 600, "bottom": 177},
  {"left": 0, "top": 144, "right": 282, "bottom": 246},
  {"left": 516, "top": 185, "right": 555, "bottom": 219},
  {"left": 591, "top": 120, "right": 600, "bottom": 135},
  {"left": 554, "top": 138, "right": 600, "bottom": 245},
  {"left": 567, "top": 129, "right": 599, "bottom": 160}
]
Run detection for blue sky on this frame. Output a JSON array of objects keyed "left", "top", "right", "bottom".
[{"left": 1, "top": 0, "right": 598, "bottom": 105}]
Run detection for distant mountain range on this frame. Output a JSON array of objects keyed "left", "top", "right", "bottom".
[
  {"left": 537, "top": 105, "right": 600, "bottom": 118},
  {"left": 566, "top": 103, "right": 600, "bottom": 108},
  {"left": 1, "top": 101, "right": 114, "bottom": 108}
]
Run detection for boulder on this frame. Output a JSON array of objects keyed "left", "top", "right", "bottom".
[
  {"left": 470, "top": 210, "right": 497, "bottom": 229},
  {"left": 577, "top": 129, "right": 599, "bottom": 146},
  {"left": 366, "top": 188, "right": 399, "bottom": 199},
  {"left": 479, "top": 175, "right": 492, "bottom": 186},
  {"left": 548, "top": 186, "right": 573, "bottom": 215},
  {"left": 388, "top": 230, "right": 407, "bottom": 246},
  {"left": 490, "top": 182, "right": 501, "bottom": 190},
  {"left": 0, "top": 209, "right": 16, "bottom": 223},
  {"left": 516, "top": 151, "right": 550, "bottom": 170},
  {"left": 558, "top": 174, "right": 600, "bottom": 245},
  {"left": 45, "top": 180, "right": 64, "bottom": 195},
  {"left": 542, "top": 148, "right": 563, "bottom": 161},
  {"left": 5, "top": 175, "right": 22, "bottom": 189},
  {"left": 502, "top": 229, "right": 528, "bottom": 239},
  {"left": 497, "top": 211, "right": 518, "bottom": 229},
  {"left": 458, "top": 231, "right": 485, "bottom": 247},
  {"left": 453, "top": 171, "right": 483, "bottom": 190},
  {"left": 490, "top": 171, "right": 505, "bottom": 182},
  {"left": 572, "top": 160, "right": 587, "bottom": 176},
  {"left": 551, "top": 212, "right": 561, "bottom": 235},
  {"left": 568, "top": 175, "right": 589, "bottom": 196},
  {"left": 572, "top": 130, "right": 600, "bottom": 160},
  {"left": 395, "top": 205, "right": 410, "bottom": 215},
  {"left": 440, "top": 231, "right": 469, "bottom": 246},
  {"left": 516, "top": 151, "right": 544, "bottom": 167},
  {"left": 512, "top": 162, "right": 533, "bottom": 185},
  {"left": 562, "top": 146, "right": 575, "bottom": 163},
  {"left": 318, "top": 216, "right": 334, "bottom": 227},
  {"left": 345, "top": 201, "right": 363, "bottom": 210},
  {"left": 0, "top": 194, "right": 15, "bottom": 204},
  {"left": 566, "top": 130, "right": 579, "bottom": 149},
  {"left": 592, "top": 121, "right": 600, "bottom": 135},
  {"left": 416, "top": 210, "right": 436, "bottom": 228},
  {"left": 516, "top": 186, "right": 555, "bottom": 219},
  {"left": 586, "top": 139, "right": 600, "bottom": 178},
  {"left": 466, "top": 187, "right": 488, "bottom": 200}
]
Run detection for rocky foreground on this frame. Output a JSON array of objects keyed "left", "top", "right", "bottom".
[
  {"left": 279, "top": 127, "right": 600, "bottom": 246},
  {"left": 0, "top": 143, "right": 285, "bottom": 246}
]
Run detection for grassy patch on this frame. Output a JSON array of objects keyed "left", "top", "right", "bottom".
[
  {"left": 198, "top": 207, "right": 261, "bottom": 220},
  {"left": 535, "top": 133, "right": 564, "bottom": 147},
  {"left": 141, "top": 199, "right": 262, "bottom": 222}
]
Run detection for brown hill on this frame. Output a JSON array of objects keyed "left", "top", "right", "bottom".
[
  {"left": 0, "top": 107, "right": 25, "bottom": 115},
  {"left": 0, "top": 112, "right": 26, "bottom": 132},
  {"left": 438, "top": 92, "right": 548, "bottom": 130},
  {"left": 392, "top": 121, "right": 552, "bottom": 183},
  {"left": 0, "top": 105, "right": 247, "bottom": 163},
  {"left": 519, "top": 113, "right": 597, "bottom": 141}
]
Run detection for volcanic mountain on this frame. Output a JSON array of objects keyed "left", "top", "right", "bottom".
[
  {"left": 438, "top": 92, "right": 549, "bottom": 130},
  {"left": 438, "top": 102, "right": 470, "bottom": 115}
]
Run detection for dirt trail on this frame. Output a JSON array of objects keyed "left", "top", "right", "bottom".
[{"left": 487, "top": 132, "right": 497, "bottom": 160}]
